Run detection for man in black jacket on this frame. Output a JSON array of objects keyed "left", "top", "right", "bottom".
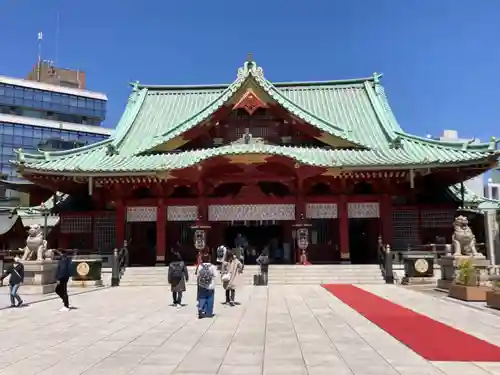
[
  {"left": 55, "top": 250, "right": 72, "bottom": 311},
  {"left": 0, "top": 256, "right": 24, "bottom": 307}
]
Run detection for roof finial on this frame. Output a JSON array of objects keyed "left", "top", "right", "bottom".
[
  {"left": 131, "top": 80, "right": 140, "bottom": 92},
  {"left": 247, "top": 52, "right": 253, "bottom": 62},
  {"left": 372, "top": 72, "right": 383, "bottom": 84}
]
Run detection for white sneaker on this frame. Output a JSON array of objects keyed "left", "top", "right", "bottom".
[{"left": 59, "top": 307, "right": 70, "bottom": 312}]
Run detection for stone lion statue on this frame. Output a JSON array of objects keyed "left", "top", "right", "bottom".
[
  {"left": 19, "top": 224, "right": 53, "bottom": 261},
  {"left": 452, "top": 215, "right": 483, "bottom": 257}
]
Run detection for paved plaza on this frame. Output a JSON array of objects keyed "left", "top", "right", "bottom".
[{"left": 0, "top": 285, "right": 499, "bottom": 375}]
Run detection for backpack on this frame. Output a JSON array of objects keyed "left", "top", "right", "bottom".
[
  {"left": 170, "top": 262, "right": 184, "bottom": 280},
  {"left": 198, "top": 264, "right": 213, "bottom": 287}
]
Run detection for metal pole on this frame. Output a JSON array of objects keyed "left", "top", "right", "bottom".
[{"left": 43, "top": 211, "right": 48, "bottom": 240}]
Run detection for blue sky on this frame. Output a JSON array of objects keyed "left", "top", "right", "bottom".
[{"left": 1, "top": 0, "right": 499, "bottom": 142}]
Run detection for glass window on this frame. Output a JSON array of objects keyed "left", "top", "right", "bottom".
[
  {"left": 14, "top": 87, "right": 24, "bottom": 98},
  {"left": 33, "top": 128, "right": 42, "bottom": 139},
  {"left": 3, "top": 135, "right": 13, "bottom": 145},
  {"left": 0, "top": 85, "right": 5, "bottom": 96},
  {"left": 22, "top": 137, "right": 34, "bottom": 146},
  {"left": 77, "top": 97, "right": 86, "bottom": 108},
  {"left": 60, "top": 94, "right": 69, "bottom": 105},
  {"left": 13, "top": 126, "right": 24, "bottom": 136},
  {"left": 1, "top": 124, "right": 14, "bottom": 135},
  {"left": 2, "top": 146, "right": 12, "bottom": 155},
  {"left": 52, "top": 93, "right": 61, "bottom": 104},
  {"left": 34, "top": 92, "right": 43, "bottom": 102},
  {"left": 69, "top": 96, "right": 78, "bottom": 107},
  {"left": 24, "top": 88, "right": 34, "bottom": 100},
  {"left": 22, "top": 127, "right": 33, "bottom": 137},
  {"left": 42, "top": 91, "right": 51, "bottom": 102},
  {"left": 4, "top": 86, "right": 13, "bottom": 97}
]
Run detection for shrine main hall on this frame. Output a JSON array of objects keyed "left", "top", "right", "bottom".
[{"left": 13, "top": 57, "right": 499, "bottom": 265}]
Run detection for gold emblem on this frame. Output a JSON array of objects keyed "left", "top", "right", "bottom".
[
  {"left": 414, "top": 259, "right": 429, "bottom": 273},
  {"left": 76, "top": 262, "right": 90, "bottom": 277}
]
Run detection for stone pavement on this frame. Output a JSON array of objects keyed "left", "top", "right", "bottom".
[{"left": 0, "top": 284, "right": 499, "bottom": 375}]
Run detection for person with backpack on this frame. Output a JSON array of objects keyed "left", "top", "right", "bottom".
[
  {"left": 55, "top": 249, "right": 72, "bottom": 312},
  {"left": 0, "top": 256, "right": 24, "bottom": 307},
  {"left": 168, "top": 252, "right": 189, "bottom": 307},
  {"left": 221, "top": 250, "right": 243, "bottom": 306},
  {"left": 256, "top": 249, "right": 270, "bottom": 286},
  {"left": 196, "top": 253, "right": 217, "bottom": 319}
]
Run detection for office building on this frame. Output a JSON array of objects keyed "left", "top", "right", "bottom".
[
  {"left": 26, "top": 60, "right": 86, "bottom": 89},
  {"left": 0, "top": 69, "right": 112, "bottom": 205}
]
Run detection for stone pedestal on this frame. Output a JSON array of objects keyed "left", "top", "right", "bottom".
[
  {"left": 21, "top": 260, "right": 58, "bottom": 294},
  {"left": 437, "top": 255, "right": 490, "bottom": 291}
]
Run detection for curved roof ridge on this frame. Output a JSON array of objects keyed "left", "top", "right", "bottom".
[
  {"left": 112, "top": 88, "right": 150, "bottom": 148},
  {"left": 397, "top": 131, "right": 499, "bottom": 151},
  {"left": 134, "top": 76, "right": 375, "bottom": 91},
  {"left": 14, "top": 138, "right": 112, "bottom": 162},
  {"left": 362, "top": 81, "right": 397, "bottom": 144}
]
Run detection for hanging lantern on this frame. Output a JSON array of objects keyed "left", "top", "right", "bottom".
[
  {"left": 296, "top": 227, "right": 309, "bottom": 250},
  {"left": 190, "top": 217, "right": 211, "bottom": 251},
  {"left": 193, "top": 229, "right": 206, "bottom": 250}
]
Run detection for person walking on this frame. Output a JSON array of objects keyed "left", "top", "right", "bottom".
[
  {"left": 168, "top": 252, "right": 189, "bottom": 308},
  {"left": 55, "top": 249, "right": 72, "bottom": 312},
  {"left": 221, "top": 250, "right": 243, "bottom": 306},
  {"left": 256, "top": 249, "right": 270, "bottom": 286},
  {"left": 0, "top": 256, "right": 24, "bottom": 307},
  {"left": 196, "top": 253, "right": 217, "bottom": 319}
]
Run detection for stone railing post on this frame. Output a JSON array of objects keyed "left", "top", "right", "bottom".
[
  {"left": 384, "top": 244, "right": 394, "bottom": 284},
  {"left": 111, "top": 248, "right": 119, "bottom": 287}
]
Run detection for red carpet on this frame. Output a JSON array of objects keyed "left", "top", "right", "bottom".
[{"left": 323, "top": 284, "right": 500, "bottom": 362}]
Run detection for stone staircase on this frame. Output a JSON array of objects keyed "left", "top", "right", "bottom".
[{"left": 115, "top": 264, "right": 385, "bottom": 286}]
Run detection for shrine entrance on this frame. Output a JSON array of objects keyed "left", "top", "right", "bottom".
[
  {"left": 223, "top": 221, "right": 289, "bottom": 264},
  {"left": 348, "top": 218, "right": 379, "bottom": 264},
  {"left": 126, "top": 222, "right": 157, "bottom": 266}
]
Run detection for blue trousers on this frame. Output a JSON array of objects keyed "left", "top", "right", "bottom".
[
  {"left": 9, "top": 284, "right": 22, "bottom": 306},
  {"left": 197, "top": 287, "right": 214, "bottom": 316}
]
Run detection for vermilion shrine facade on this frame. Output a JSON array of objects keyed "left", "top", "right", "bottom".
[{"left": 13, "top": 57, "right": 499, "bottom": 265}]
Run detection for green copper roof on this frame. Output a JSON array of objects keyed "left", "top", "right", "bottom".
[
  {"left": 14, "top": 143, "right": 497, "bottom": 174},
  {"left": 12, "top": 58, "right": 499, "bottom": 173}
]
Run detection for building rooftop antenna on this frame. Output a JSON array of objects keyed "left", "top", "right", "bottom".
[
  {"left": 55, "top": 10, "right": 60, "bottom": 66},
  {"left": 37, "top": 31, "right": 43, "bottom": 81}
]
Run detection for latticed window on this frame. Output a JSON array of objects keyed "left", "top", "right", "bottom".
[
  {"left": 61, "top": 216, "right": 92, "bottom": 234},
  {"left": 392, "top": 209, "right": 420, "bottom": 251},
  {"left": 421, "top": 210, "right": 455, "bottom": 228},
  {"left": 93, "top": 213, "right": 116, "bottom": 253}
]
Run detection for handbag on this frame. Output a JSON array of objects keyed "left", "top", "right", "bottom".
[{"left": 221, "top": 273, "right": 231, "bottom": 282}]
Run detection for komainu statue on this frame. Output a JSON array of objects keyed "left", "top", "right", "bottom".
[
  {"left": 452, "top": 215, "right": 483, "bottom": 257},
  {"left": 19, "top": 224, "right": 53, "bottom": 261}
]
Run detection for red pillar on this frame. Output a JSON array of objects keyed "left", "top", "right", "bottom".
[
  {"left": 381, "top": 194, "right": 393, "bottom": 246},
  {"left": 156, "top": 198, "right": 166, "bottom": 264},
  {"left": 115, "top": 199, "right": 125, "bottom": 249},
  {"left": 339, "top": 195, "right": 350, "bottom": 262}
]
